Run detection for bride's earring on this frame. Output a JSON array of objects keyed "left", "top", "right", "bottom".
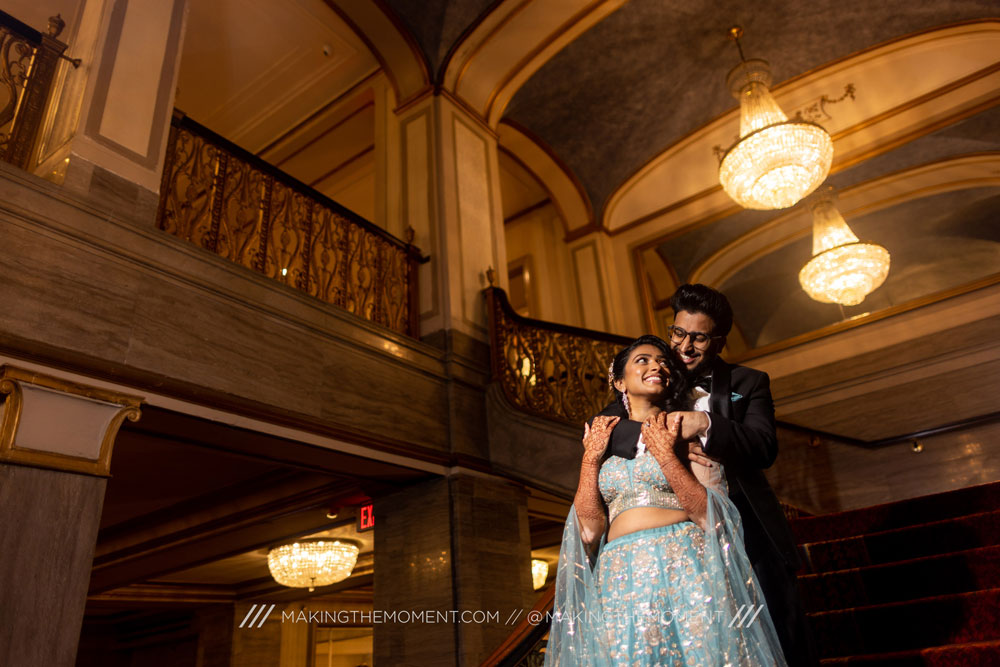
[{"left": 621, "top": 388, "right": 630, "bottom": 416}]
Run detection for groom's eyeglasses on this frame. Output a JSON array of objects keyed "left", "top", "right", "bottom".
[{"left": 667, "top": 325, "right": 721, "bottom": 350}]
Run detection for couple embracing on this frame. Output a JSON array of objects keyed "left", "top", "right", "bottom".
[{"left": 545, "top": 284, "right": 817, "bottom": 666}]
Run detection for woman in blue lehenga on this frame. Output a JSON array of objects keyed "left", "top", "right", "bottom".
[{"left": 545, "top": 335, "right": 786, "bottom": 666}]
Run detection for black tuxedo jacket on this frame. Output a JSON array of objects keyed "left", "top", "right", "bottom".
[
  {"left": 594, "top": 358, "right": 800, "bottom": 569},
  {"left": 703, "top": 358, "right": 800, "bottom": 569}
]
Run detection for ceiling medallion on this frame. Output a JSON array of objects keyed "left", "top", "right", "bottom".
[
  {"left": 267, "top": 538, "right": 360, "bottom": 592},
  {"left": 799, "top": 187, "right": 890, "bottom": 306},
  {"left": 718, "top": 27, "right": 834, "bottom": 210}
]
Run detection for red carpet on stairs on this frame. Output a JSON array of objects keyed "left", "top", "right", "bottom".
[{"left": 788, "top": 480, "right": 1000, "bottom": 665}]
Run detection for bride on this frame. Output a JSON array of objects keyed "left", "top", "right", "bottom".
[{"left": 544, "top": 334, "right": 786, "bottom": 666}]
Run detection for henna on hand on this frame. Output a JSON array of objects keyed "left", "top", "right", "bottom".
[
  {"left": 574, "top": 416, "right": 619, "bottom": 521},
  {"left": 642, "top": 413, "right": 708, "bottom": 527}
]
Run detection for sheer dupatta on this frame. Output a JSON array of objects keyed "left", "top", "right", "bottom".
[
  {"left": 544, "top": 505, "right": 611, "bottom": 666},
  {"left": 544, "top": 490, "right": 787, "bottom": 666}
]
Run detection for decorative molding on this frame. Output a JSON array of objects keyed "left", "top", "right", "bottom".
[
  {"left": 691, "top": 152, "right": 1000, "bottom": 287},
  {"left": 791, "top": 83, "right": 857, "bottom": 124},
  {"left": 498, "top": 119, "right": 594, "bottom": 235},
  {"left": 730, "top": 273, "right": 1000, "bottom": 364},
  {"left": 569, "top": 240, "right": 609, "bottom": 331},
  {"left": 0, "top": 365, "right": 142, "bottom": 476},
  {"left": 322, "top": 0, "right": 430, "bottom": 107}
]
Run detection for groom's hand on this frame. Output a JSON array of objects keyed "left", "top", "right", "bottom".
[
  {"left": 688, "top": 444, "right": 718, "bottom": 468},
  {"left": 665, "top": 411, "right": 711, "bottom": 440}
]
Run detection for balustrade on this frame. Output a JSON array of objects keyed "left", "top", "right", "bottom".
[
  {"left": 157, "top": 113, "right": 423, "bottom": 337},
  {"left": 0, "top": 10, "right": 72, "bottom": 171}
]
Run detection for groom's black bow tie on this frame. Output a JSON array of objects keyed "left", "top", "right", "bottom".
[{"left": 693, "top": 375, "right": 712, "bottom": 392}]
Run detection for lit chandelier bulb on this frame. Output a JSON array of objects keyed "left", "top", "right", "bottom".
[
  {"left": 798, "top": 187, "right": 890, "bottom": 306},
  {"left": 718, "top": 28, "right": 833, "bottom": 210}
]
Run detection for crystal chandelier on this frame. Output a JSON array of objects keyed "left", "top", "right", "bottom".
[
  {"left": 267, "top": 538, "right": 360, "bottom": 592},
  {"left": 799, "top": 187, "right": 890, "bottom": 306},
  {"left": 718, "top": 27, "right": 833, "bottom": 210},
  {"left": 531, "top": 559, "right": 549, "bottom": 590}
]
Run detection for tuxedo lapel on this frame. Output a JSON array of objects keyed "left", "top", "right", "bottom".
[{"left": 709, "top": 358, "right": 733, "bottom": 419}]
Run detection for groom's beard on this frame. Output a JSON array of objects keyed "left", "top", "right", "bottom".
[{"left": 687, "top": 354, "right": 714, "bottom": 379}]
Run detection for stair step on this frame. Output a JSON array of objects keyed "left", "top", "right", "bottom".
[
  {"left": 809, "top": 588, "right": 1000, "bottom": 657},
  {"left": 792, "top": 480, "right": 1000, "bottom": 544},
  {"left": 802, "top": 509, "right": 1000, "bottom": 573},
  {"left": 819, "top": 638, "right": 1000, "bottom": 666},
  {"left": 799, "top": 544, "right": 1000, "bottom": 612}
]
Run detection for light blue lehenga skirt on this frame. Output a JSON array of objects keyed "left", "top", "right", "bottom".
[{"left": 544, "top": 489, "right": 787, "bottom": 666}]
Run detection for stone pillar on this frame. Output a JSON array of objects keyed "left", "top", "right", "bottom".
[
  {"left": 393, "top": 94, "right": 509, "bottom": 342},
  {"left": 567, "top": 230, "right": 620, "bottom": 333},
  {"left": 33, "top": 0, "right": 188, "bottom": 221},
  {"left": 0, "top": 365, "right": 142, "bottom": 667},
  {"left": 373, "top": 475, "right": 533, "bottom": 666}
]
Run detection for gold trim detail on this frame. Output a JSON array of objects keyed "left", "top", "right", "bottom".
[
  {"left": 499, "top": 118, "right": 595, "bottom": 236},
  {"left": 483, "top": 0, "right": 617, "bottom": 124},
  {"left": 0, "top": 366, "right": 143, "bottom": 476},
  {"left": 732, "top": 273, "right": 1000, "bottom": 363}
]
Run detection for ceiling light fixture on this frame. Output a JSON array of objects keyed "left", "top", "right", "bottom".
[
  {"left": 718, "top": 27, "right": 833, "bottom": 210},
  {"left": 798, "top": 187, "right": 890, "bottom": 306},
  {"left": 267, "top": 538, "right": 360, "bottom": 592}
]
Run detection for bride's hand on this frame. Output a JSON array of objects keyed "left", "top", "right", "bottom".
[
  {"left": 641, "top": 412, "right": 681, "bottom": 466},
  {"left": 582, "top": 416, "right": 619, "bottom": 463}
]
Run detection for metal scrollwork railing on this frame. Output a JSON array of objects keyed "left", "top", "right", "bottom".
[
  {"left": 156, "top": 112, "right": 424, "bottom": 337},
  {"left": 0, "top": 11, "right": 69, "bottom": 170},
  {"left": 486, "top": 287, "right": 631, "bottom": 425}
]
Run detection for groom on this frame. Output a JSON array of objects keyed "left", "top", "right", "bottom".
[{"left": 666, "top": 283, "right": 818, "bottom": 666}]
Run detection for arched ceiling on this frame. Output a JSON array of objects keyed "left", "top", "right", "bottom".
[
  {"left": 664, "top": 105, "right": 1000, "bottom": 284},
  {"left": 503, "top": 0, "right": 998, "bottom": 218},
  {"left": 378, "top": 0, "right": 497, "bottom": 77},
  {"left": 720, "top": 185, "right": 1000, "bottom": 349},
  {"left": 171, "top": 0, "right": 999, "bottom": 361}
]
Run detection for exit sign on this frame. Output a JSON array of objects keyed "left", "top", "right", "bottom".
[{"left": 358, "top": 503, "right": 374, "bottom": 532}]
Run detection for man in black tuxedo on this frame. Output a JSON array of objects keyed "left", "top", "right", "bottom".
[{"left": 667, "top": 283, "right": 818, "bottom": 666}]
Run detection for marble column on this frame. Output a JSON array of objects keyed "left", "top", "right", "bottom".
[
  {"left": 391, "top": 93, "right": 508, "bottom": 343},
  {"left": 0, "top": 365, "right": 142, "bottom": 667},
  {"left": 373, "top": 474, "right": 533, "bottom": 666},
  {"left": 32, "top": 0, "right": 189, "bottom": 222}
]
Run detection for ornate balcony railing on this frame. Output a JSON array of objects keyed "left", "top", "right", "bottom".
[
  {"left": 0, "top": 11, "right": 70, "bottom": 170},
  {"left": 157, "top": 112, "right": 424, "bottom": 337},
  {"left": 486, "top": 286, "right": 630, "bottom": 426}
]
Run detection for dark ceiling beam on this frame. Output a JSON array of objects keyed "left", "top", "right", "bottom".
[
  {"left": 126, "top": 406, "right": 440, "bottom": 484},
  {"left": 89, "top": 481, "right": 368, "bottom": 594}
]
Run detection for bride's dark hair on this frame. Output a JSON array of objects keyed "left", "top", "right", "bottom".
[{"left": 608, "top": 334, "right": 689, "bottom": 413}]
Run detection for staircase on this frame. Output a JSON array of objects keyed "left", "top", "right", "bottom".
[
  {"left": 792, "top": 480, "right": 1000, "bottom": 665},
  {"left": 481, "top": 481, "right": 1000, "bottom": 666}
]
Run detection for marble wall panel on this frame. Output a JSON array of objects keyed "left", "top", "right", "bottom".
[
  {"left": 768, "top": 420, "right": 1000, "bottom": 514},
  {"left": 486, "top": 383, "right": 582, "bottom": 497},
  {"left": 0, "top": 464, "right": 107, "bottom": 666},
  {"left": 374, "top": 478, "right": 456, "bottom": 665},
  {"left": 0, "top": 165, "right": 453, "bottom": 454}
]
